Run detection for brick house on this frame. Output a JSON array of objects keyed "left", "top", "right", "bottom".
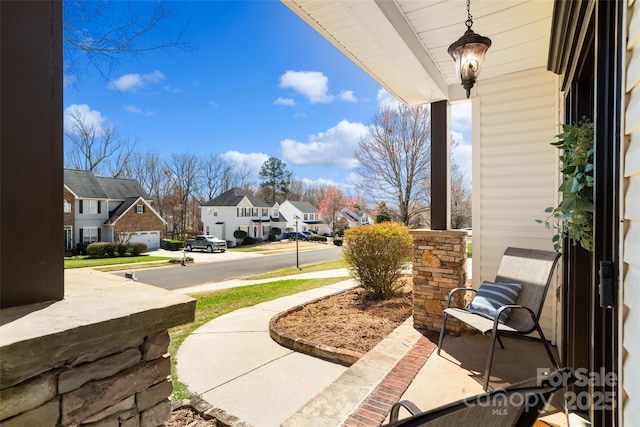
[{"left": 64, "top": 169, "right": 166, "bottom": 252}]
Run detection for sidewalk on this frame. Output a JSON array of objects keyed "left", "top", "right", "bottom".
[{"left": 176, "top": 275, "right": 357, "bottom": 427}]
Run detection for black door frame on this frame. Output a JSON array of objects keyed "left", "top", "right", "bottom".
[{"left": 549, "top": 1, "right": 622, "bottom": 425}]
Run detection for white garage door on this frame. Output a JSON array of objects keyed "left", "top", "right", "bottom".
[{"left": 129, "top": 231, "right": 160, "bottom": 250}]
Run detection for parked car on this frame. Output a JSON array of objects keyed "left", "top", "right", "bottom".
[
  {"left": 184, "top": 235, "right": 227, "bottom": 253},
  {"left": 287, "top": 232, "right": 309, "bottom": 241}
]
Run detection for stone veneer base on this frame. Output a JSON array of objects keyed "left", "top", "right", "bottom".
[{"left": 0, "top": 269, "right": 195, "bottom": 426}]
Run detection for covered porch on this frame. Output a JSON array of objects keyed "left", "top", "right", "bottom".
[{"left": 282, "top": 0, "right": 631, "bottom": 426}]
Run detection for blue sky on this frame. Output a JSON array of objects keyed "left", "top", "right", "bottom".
[{"left": 64, "top": 0, "right": 472, "bottom": 190}]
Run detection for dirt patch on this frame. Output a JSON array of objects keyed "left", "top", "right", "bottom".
[
  {"left": 275, "top": 278, "right": 413, "bottom": 354},
  {"left": 164, "top": 407, "right": 216, "bottom": 426}
]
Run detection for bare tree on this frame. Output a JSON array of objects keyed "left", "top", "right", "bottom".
[
  {"left": 450, "top": 161, "right": 472, "bottom": 229},
  {"left": 64, "top": 109, "right": 137, "bottom": 177},
  {"left": 196, "top": 155, "right": 232, "bottom": 203},
  {"left": 64, "top": 1, "right": 191, "bottom": 79},
  {"left": 356, "top": 104, "right": 431, "bottom": 225},
  {"left": 166, "top": 154, "right": 199, "bottom": 237}
]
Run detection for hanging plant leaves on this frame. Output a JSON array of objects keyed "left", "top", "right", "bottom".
[{"left": 538, "top": 118, "right": 594, "bottom": 252}]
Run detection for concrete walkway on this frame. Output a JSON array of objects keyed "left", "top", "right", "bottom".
[{"left": 176, "top": 275, "right": 357, "bottom": 427}]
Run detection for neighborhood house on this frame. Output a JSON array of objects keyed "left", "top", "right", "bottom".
[{"left": 63, "top": 169, "right": 166, "bottom": 252}]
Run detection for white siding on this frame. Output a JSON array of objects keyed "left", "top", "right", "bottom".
[
  {"left": 623, "top": 0, "right": 640, "bottom": 423},
  {"left": 472, "top": 67, "right": 560, "bottom": 340}
]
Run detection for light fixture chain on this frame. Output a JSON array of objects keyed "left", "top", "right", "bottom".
[{"left": 466, "top": 0, "right": 473, "bottom": 29}]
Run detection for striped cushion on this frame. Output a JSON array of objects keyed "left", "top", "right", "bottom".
[{"left": 466, "top": 281, "right": 522, "bottom": 323}]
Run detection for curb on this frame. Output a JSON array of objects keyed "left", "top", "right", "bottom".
[{"left": 269, "top": 288, "right": 363, "bottom": 367}]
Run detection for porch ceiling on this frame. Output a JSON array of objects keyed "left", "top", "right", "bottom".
[{"left": 282, "top": 0, "right": 554, "bottom": 104}]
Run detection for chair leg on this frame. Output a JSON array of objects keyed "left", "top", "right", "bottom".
[
  {"left": 497, "top": 335, "right": 505, "bottom": 350},
  {"left": 483, "top": 331, "right": 500, "bottom": 391},
  {"left": 437, "top": 312, "right": 449, "bottom": 356},
  {"left": 534, "top": 322, "right": 560, "bottom": 370}
]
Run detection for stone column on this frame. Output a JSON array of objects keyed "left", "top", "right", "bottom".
[{"left": 410, "top": 229, "right": 469, "bottom": 334}]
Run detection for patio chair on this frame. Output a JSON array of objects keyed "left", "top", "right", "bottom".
[
  {"left": 383, "top": 367, "right": 577, "bottom": 427},
  {"left": 437, "top": 247, "right": 562, "bottom": 390}
]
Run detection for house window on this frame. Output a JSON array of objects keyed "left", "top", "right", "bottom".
[
  {"left": 63, "top": 199, "right": 71, "bottom": 213},
  {"left": 81, "top": 227, "right": 99, "bottom": 243},
  {"left": 136, "top": 205, "right": 144, "bottom": 214},
  {"left": 80, "top": 199, "right": 100, "bottom": 214},
  {"left": 262, "top": 208, "right": 268, "bottom": 217},
  {"left": 273, "top": 208, "right": 279, "bottom": 217},
  {"left": 213, "top": 209, "right": 218, "bottom": 217}
]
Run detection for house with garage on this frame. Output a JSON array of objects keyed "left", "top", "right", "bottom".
[
  {"left": 64, "top": 169, "right": 166, "bottom": 252},
  {"left": 279, "top": 200, "right": 331, "bottom": 235},
  {"left": 201, "top": 187, "right": 286, "bottom": 246}
]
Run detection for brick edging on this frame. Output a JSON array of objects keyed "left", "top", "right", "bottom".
[{"left": 341, "top": 332, "right": 438, "bottom": 427}]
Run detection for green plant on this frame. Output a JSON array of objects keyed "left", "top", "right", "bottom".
[
  {"left": 342, "top": 222, "right": 412, "bottom": 300},
  {"left": 537, "top": 119, "right": 594, "bottom": 252},
  {"left": 333, "top": 238, "right": 343, "bottom": 246}
]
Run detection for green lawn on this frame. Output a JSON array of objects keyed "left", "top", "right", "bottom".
[
  {"left": 64, "top": 256, "right": 173, "bottom": 269},
  {"left": 244, "top": 259, "right": 348, "bottom": 280},
  {"left": 169, "top": 276, "right": 351, "bottom": 400}
]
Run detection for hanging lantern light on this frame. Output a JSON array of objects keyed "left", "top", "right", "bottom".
[{"left": 448, "top": 0, "right": 492, "bottom": 98}]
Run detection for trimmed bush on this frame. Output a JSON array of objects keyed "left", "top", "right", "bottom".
[
  {"left": 268, "top": 234, "right": 276, "bottom": 241},
  {"left": 309, "top": 234, "right": 327, "bottom": 242},
  {"left": 86, "top": 242, "right": 148, "bottom": 258},
  {"left": 271, "top": 227, "right": 282, "bottom": 237},
  {"left": 333, "top": 238, "right": 343, "bottom": 246},
  {"left": 75, "top": 242, "right": 88, "bottom": 255},
  {"left": 86, "top": 242, "right": 116, "bottom": 258},
  {"left": 342, "top": 222, "right": 412, "bottom": 300},
  {"left": 233, "top": 229, "right": 248, "bottom": 239},
  {"left": 129, "top": 242, "right": 148, "bottom": 256},
  {"left": 163, "top": 239, "right": 183, "bottom": 251},
  {"left": 243, "top": 236, "right": 256, "bottom": 245}
]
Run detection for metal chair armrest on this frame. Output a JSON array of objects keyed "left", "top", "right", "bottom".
[
  {"left": 389, "top": 400, "right": 422, "bottom": 422},
  {"left": 445, "top": 287, "right": 477, "bottom": 309}
]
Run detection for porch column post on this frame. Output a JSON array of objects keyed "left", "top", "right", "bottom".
[
  {"left": 0, "top": 0, "right": 64, "bottom": 308},
  {"left": 410, "top": 229, "right": 468, "bottom": 333},
  {"left": 430, "top": 100, "right": 451, "bottom": 230}
]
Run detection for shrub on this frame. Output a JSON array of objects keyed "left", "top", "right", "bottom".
[
  {"left": 129, "top": 242, "right": 148, "bottom": 256},
  {"left": 86, "top": 242, "right": 116, "bottom": 258},
  {"left": 333, "top": 238, "right": 343, "bottom": 246},
  {"left": 163, "top": 239, "right": 183, "bottom": 251},
  {"left": 342, "top": 222, "right": 412, "bottom": 300},
  {"left": 233, "top": 229, "right": 247, "bottom": 245},
  {"left": 243, "top": 236, "right": 256, "bottom": 245},
  {"left": 309, "top": 234, "right": 327, "bottom": 242},
  {"left": 76, "top": 242, "right": 88, "bottom": 255},
  {"left": 271, "top": 227, "right": 282, "bottom": 237}
]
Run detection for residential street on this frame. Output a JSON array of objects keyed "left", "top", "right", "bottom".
[{"left": 117, "top": 244, "right": 343, "bottom": 290}]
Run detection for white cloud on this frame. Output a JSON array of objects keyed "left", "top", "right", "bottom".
[
  {"left": 377, "top": 88, "right": 400, "bottom": 110},
  {"left": 451, "top": 101, "right": 471, "bottom": 131},
  {"left": 279, "top": 70, "right": 333, "bottom": 104},
  {"left": 300, "top": 177, "right": 340, "bottom": 187},
  {"left": 164, "top": 86, "right": 183, "bottom": 94},
  {"left": 273, "top": 97, "right": 296, "bottom": 106},
  {"left": 338, "top": 90, "right": 357, "bottom": 103},
  {"left": 220, "top": 151, "right": 269, "bottom": 178},
  {"left": 124, "top": 104, "right": 156, "bottom": 117},
  {"left": 281, "top": 119, "right": 368, "bottom": 168},
  {"left": 124, "top": 104, "right": 142, "bottom": 114},
  {"left": 64, "top": 104, "right": 107, "bottom": 135},
  {"left": 451, "top": 132, "right": 472, "bottom": 177},
  {"left": 108, "top": 70, "right": 166, "bottom": 92}
]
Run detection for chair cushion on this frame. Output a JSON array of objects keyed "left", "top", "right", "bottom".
[{"left": 466, "top": 281, "right": 522, "bottom": 323}]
